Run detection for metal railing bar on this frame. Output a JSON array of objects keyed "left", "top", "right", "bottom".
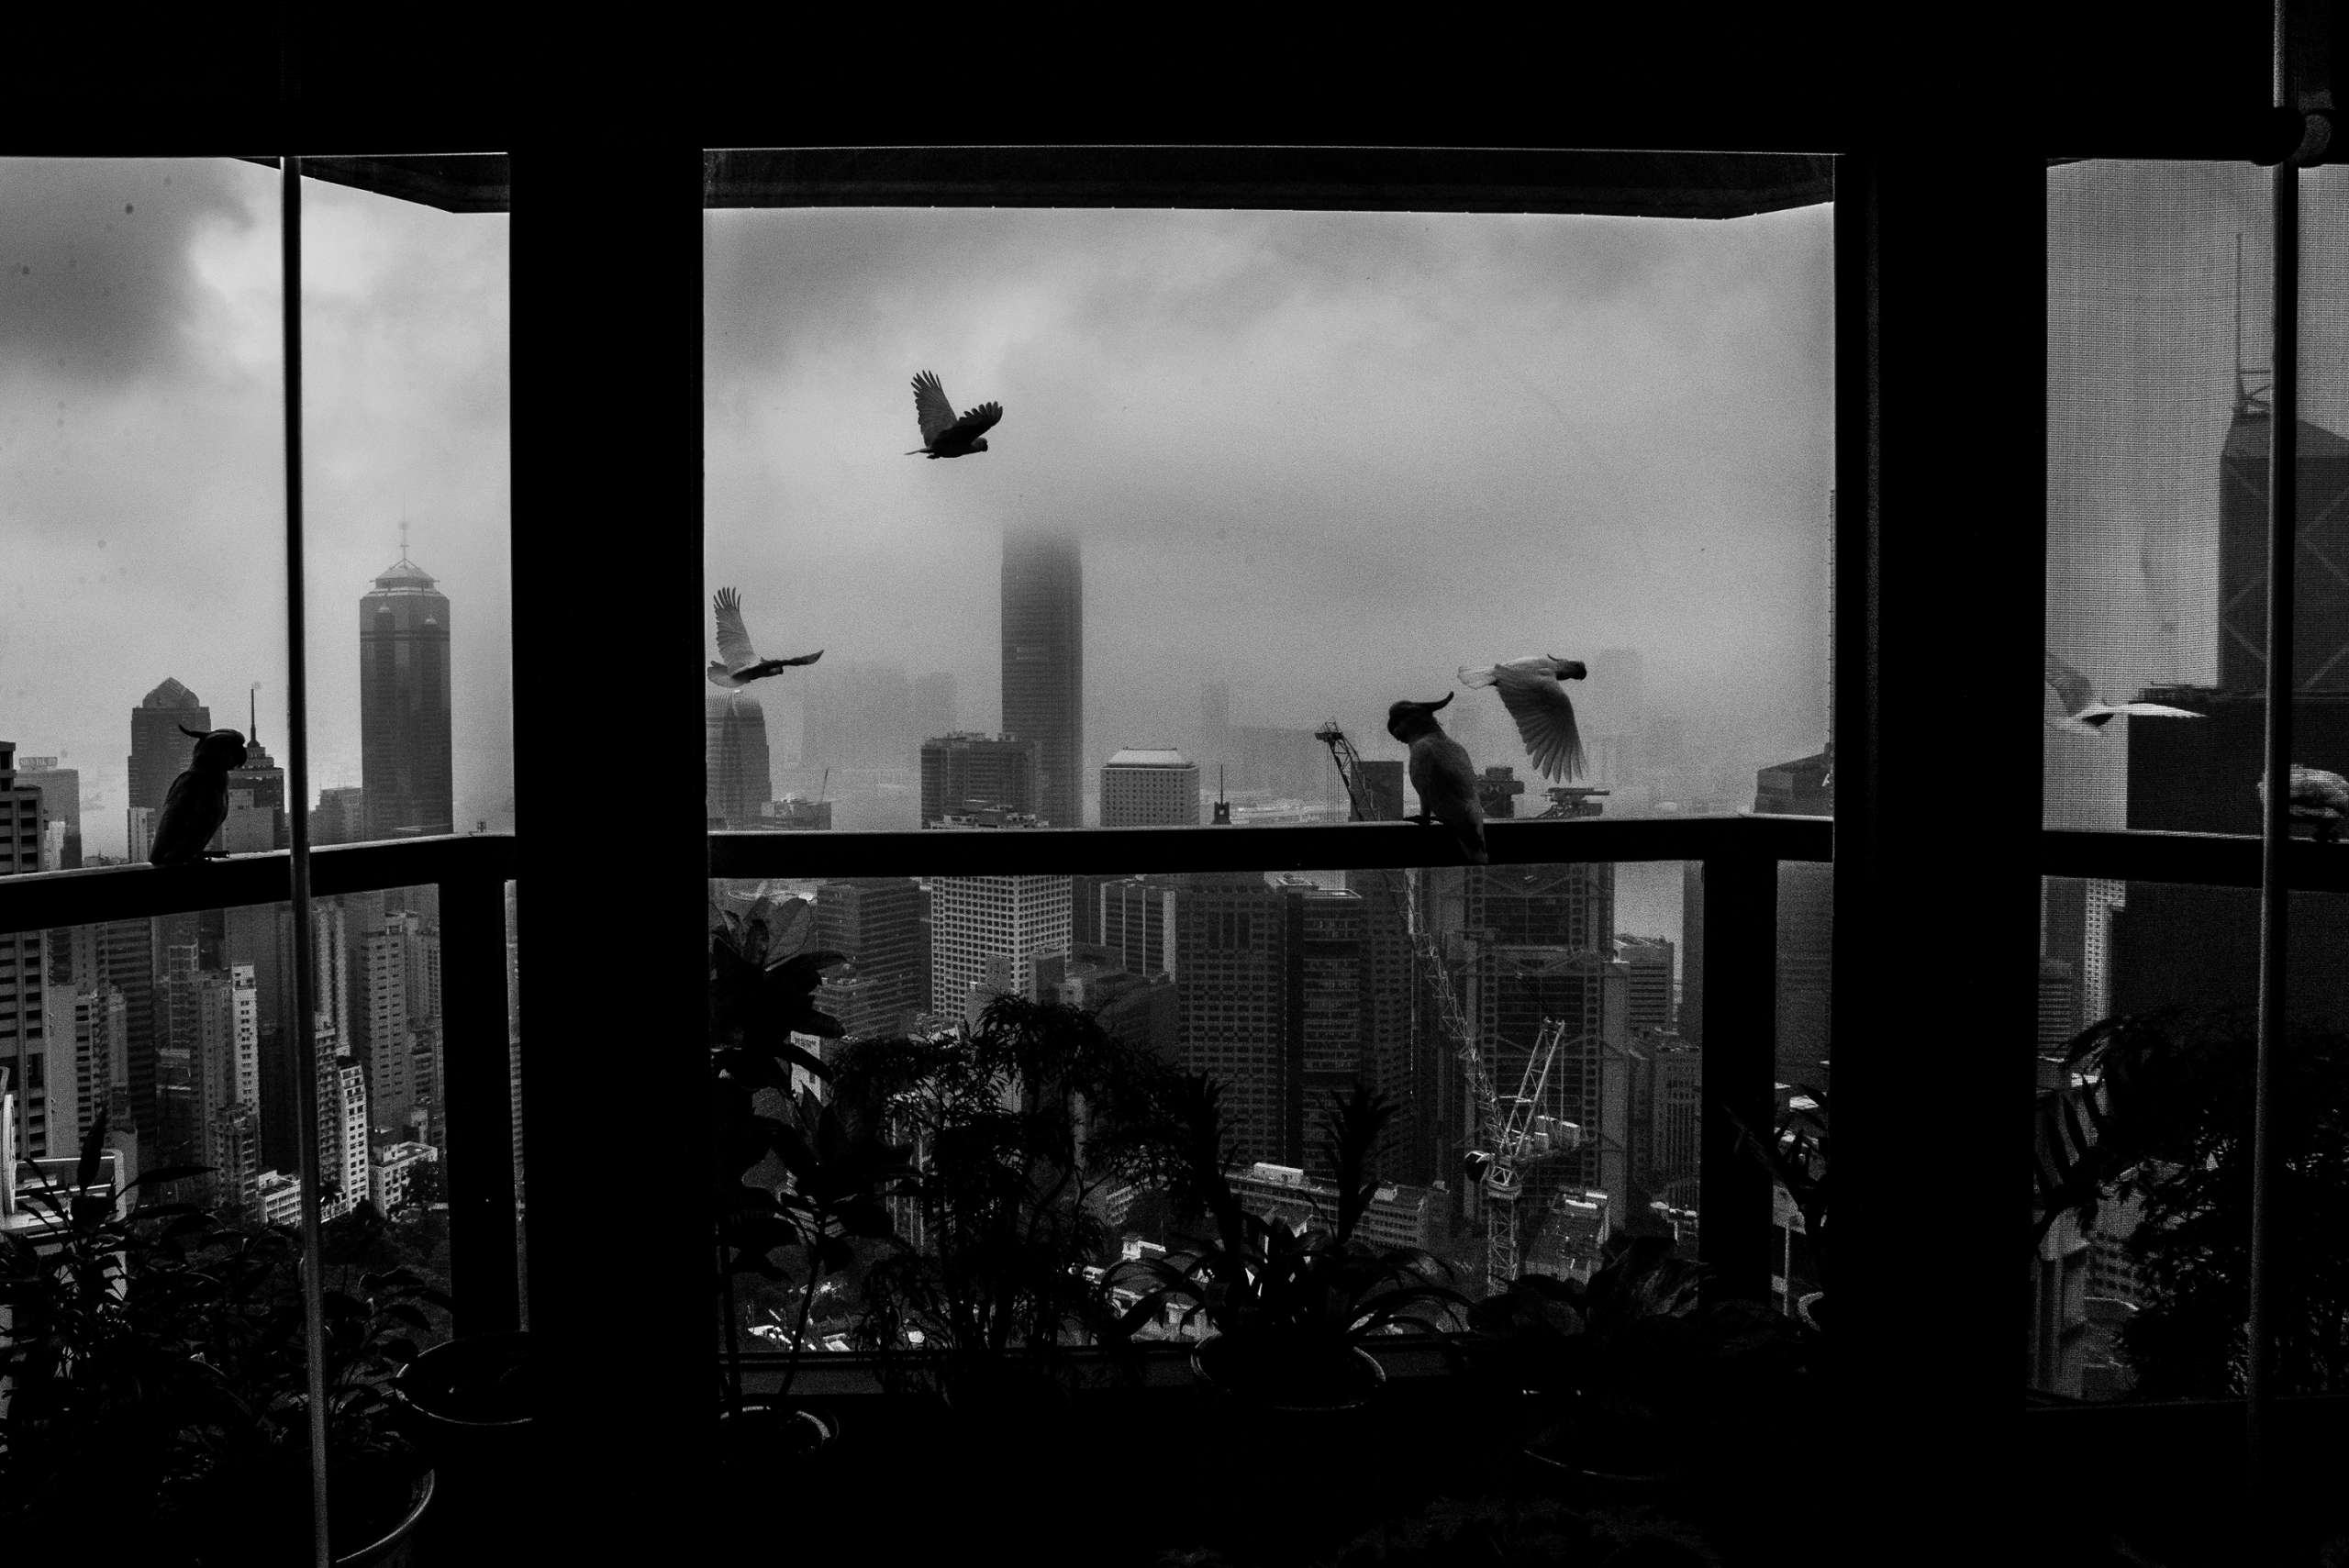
[
  {"left": 708, "top": 815, "right": 1835, "bottom": 880},
  {"left": 0, "top": 833, "right": 518, "bottom": 935}
]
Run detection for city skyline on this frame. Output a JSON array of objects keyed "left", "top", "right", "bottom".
[{"left": 4, "top": 158, "right": 513, "bottom": 859}]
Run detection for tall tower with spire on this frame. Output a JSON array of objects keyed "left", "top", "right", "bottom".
[{"left": 359, "top": 531, "right": 453, "bottom": 839}]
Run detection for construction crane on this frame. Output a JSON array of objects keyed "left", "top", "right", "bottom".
[{"left": 1313, "top": 720, "right": 1579, "bottom": 1294}]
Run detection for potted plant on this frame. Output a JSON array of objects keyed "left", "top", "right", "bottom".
[
  {"left": 704, "top": 884, "right": 918, "bottom": 1472},
  {"left": 838, "top": 995, "right": 1174, "bottom": 1421},
  {"left": 1467, "top": 1230, "right": 1808, "bottom": 1541},
  {"left": 0, "top": 1114, "right": 445, "bottom": 1565},
  {"left": 1106, "top": 1077, "right": 1475, "bottom": 1412}
]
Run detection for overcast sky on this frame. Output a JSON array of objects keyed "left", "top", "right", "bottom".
[
  {"left": 4, "top": 160, "right": 1837, "bottom": 865},
  {"left": 2, "top": 157, "right": 511, "bottom": 860},
  {"left": 704, "top": 202, "right": 1836, "bottom": 802},
  {"left": 2045, "top": 160, "right": 2349, "bottom": 830}
]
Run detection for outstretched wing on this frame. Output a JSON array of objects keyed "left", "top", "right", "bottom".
[
  {"left": 713, "top": 587, "right": 760, "bottom": 673},
  {"left": 1493, "top": 662, "right": 1585, "bottom": 782},
  {"left": 2044, "top": 650, "right": 2096, "bottom": 718},
  {"left": 2109, "top": 703, "right": 2203, "bottom": 719},
  {"left": 913, "top": 371, "right": 959, "bottom": 447},
  {"left": 944, "top": 401, "right": 1003, "bottom": 443}
]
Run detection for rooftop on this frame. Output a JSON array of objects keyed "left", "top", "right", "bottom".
[{"left": 1106, "top": 747, "right": 1192, "bottom": 768}]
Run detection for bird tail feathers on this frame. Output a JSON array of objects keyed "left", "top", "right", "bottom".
[{"left": 1458, "top": 665, "right": 1498, "bottom": 687}]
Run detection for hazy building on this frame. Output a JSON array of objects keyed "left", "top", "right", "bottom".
[
  {"left": 1101, "top": 747, "right": 1200, "bottom": 827},
  {"left": 13, "top": 756, "right": 82, "bottom": 868},
  {"left": 1775, "top": 862, "right": 1833, "bottom": 1092},
  {"left": 128, "top": 677, "right": 210, "bottom": 820},
  {"left": 814, "top": 879, "right": 928, "bottom": 1039},
  {"left": 920, "top": 733, "right": 1042, "bottom": 824},
  {"left": 1753, "top": 750, "right": 1833, "bottom": 816},
  {"left": 312, "top": 785, "right": 368, "bottom": 847},
  {"left": 2218, "top": 410, "right": 2349, "bottom": 694},
  {"left": 1, "top": 744, "right": 53, "bottom": 1159},
  {"left": 1615, "top": 935, "right": 1675, "bottom": 1032},
  {"left": 706, "top": 690, "right": 774, "bottom": 828},
  {"left": 1001, "top": 528, "right": 1083, "bottom": 828},
  {"left": 927, "top": 876, "right": 1073, "bottom": 1018},
  {"left": 1172, "top": 873, "right": 1288, "bottom": 1167},
  {"left": 804, "top": 662, "right": 917, "bottom": 772},
  {"left": 912, "top": 672, "right": 958, "bottom": 740},
  {"left": 1100, "top": 876, "right": 1179, "bottom": 979},
  {"left": 1277, "top": 877, "right": 1370, "bottom": 1184},
  {"left": 359, "top": 553, "right": 454, "bottom": 839}
]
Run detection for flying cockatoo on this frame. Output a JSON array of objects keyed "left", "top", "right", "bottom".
[
  {"left": 708, "top": 587, "right": 822, "bottom": 689},
  {"left": 2255, "top": 764, "right": 2349, "bottom": 843},
  {"left": 1387, "top": 694, "right": 1487, "bottom": 865},
  {"left": 149, "top": 726, "right": 249, "bottom": 865},
  {"left": 2043, "top": 651, "right": 2204, "bottom": 733},
  {"left": 1459, "top": 655, "right": 1588, "bottom": 782},
  {"left": 906, "top": 370, "right": 1002, "bottom": 459}
]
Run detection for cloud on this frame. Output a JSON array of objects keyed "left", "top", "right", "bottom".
[{"left": 0, "top": 159, "right": 255, "bottom": 389}]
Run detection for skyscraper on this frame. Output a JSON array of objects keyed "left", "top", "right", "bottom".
[
  {"left": 360, "top": 552, "right": 453, "bottom": 840},
  {"left": 1, "top": 743, "right": 53, "bottom": 1159},
  {"left": 1001, "top": 527, "right": 1082, "bottom": 828},
  {"left": 926, "top": 876, "right": 1072, "bottom": 1019},
  {"left": 128, "top": 677, "right": 209, "bottom": 851},
  {"left": 814, "top": 879, "right": 929, "bottom": 1039},
  {"left": 1100, "top": 748, "right": 1201, "bottom": 827},
  {"left": 706, "top": 691, "right": 774, "bottom": 828},
  {"left": 920, "top": 733, "right": 1042, "bottom": 824},
  {"left": 1172, "top": 873, "right": 1288, "bottom": 1167},
  {"left": 14, "top": 756, "right": 82, "bottom": 869}
]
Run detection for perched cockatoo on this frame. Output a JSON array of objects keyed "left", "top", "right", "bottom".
[
  {"left": 149, "top": 726, "right": 248, "bottom": 865},
  {"left": 2256, "top": 764, "right": 2349, "bottom": 843},
  {"left": 906, "top": 370, "right": 1002, "bottom": 459},
  {"left": 708, "top": 588, "right": 822, "bottom": 689},
  {"left": 2044, "top": 650, "right": 2203, "bottom": 733},
  {"left": 1459, "top": 655, "right": 1588, "bottom": 783},
  {"left": 1386, "top": 694, "right": 1487, "bottom": 865}
]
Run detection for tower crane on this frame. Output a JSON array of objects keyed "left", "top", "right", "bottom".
[{"left": 1313, "top": 721, "right": 1582, "bottom": 1294}]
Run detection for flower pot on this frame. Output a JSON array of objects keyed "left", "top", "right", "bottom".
[
  {"left": 389, "top": 1331, "right": 533, "bottom": 1461},
  {"left": 1190, "top": 1332, "right": 1386, "bottom": 1413},
  {"left": 333, "top": 1467, "right": 437, "bottom": 1568},
  {"left": 388, "top": 1332, "right": 531, "bottom": 1551},
  {"left": 1520, "top": 1391, "right": 1681, "bottom": 1507},
  {"left": 716, "top": 1400, "right": 837, "bottom": 1473}
]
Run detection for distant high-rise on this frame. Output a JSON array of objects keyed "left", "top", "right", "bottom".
[
  {"left": 1171, "top": 873, "right": 1288, "bottom": 1166},
  {"left": 912, "top": 672, "right": 959, "bottom": 741},
  {"left": 2218, "top": 408, "right": 2349, "bottom": 693},
  {"left": 226, "top": 714, "right": 287, "bottom": 853},
  {"left": 1100, "top": 748, "right": 1200, "bottom": 827},
  {"left": 706, "top": 691, "right": 774, "bottom": 828},
  {"left": 360, "top": 552, "right": 453, "bottom": 839},
  {"left": 128, "top": 677, "right": 210, "bottom": 850},
  {"left": 312, "top": 785, "right": 367, "bottom": 847},
  {"left": 920, "top": 732, "right": 1042, "bottom": 823},
  {"left": 815, "top": 879, "right": 929, "bottom": 1039},
  {"left": 1001, "top": 528, "right": 1083, "bottom": 828},
  {"left": 14, "top": 756, "right": 82, "bottom": 869},
  {"left": 1, "top": 743, "right": 54, "bottom": 1159}
]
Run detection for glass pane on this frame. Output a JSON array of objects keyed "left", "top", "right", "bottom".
[
  {"left": 710, "top": 858, "right": 1695, "bottom": 1362},
  {"left": 297, "top": 157, "right": 511, "bottom": 852},
  {"left": 701, "top": 197, "right": 1832, "bottom": 835},
  {"left": 2045, "top": 161, "right": 2278, "bottom": 833},
  {"left": 2035, "top": 874, "right": 2349, "bottom": 1403}
]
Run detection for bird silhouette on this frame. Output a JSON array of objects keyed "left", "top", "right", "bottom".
[
  {"left": 2044, "top": 651, "right": 2203, "bottom": 733},
  {"left": 149, "top": 725, "right": 248, "bottom": 865},
  {"left": 1460, "top": 655, "right": 1587, "bottom": 783},
  {"left": 1387, "top": 694, "right": 1487, "bottom": 865},
  {"left": 906, "top": 370, "right": 1002, "bottom": 459},
  {"left": 2256, "top": 763, "right": 2349, "bottom": 842},
  {"left": 708, "top": 587, "right": 822, "bottom": 688}
]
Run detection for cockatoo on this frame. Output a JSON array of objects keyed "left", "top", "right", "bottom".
[
  {"left": 1386, "top": 694, "right": 1487, "bottom": 865},
  {"left": 149, "top": 725, "right": 248, "bottom": 865},
  {"left": 1459, "top": 655, "right": 1588, "bottom": 783},
  {"left": 906, "top": 370, "right": 1002, "bottom": 459},
  {"left": 2256, "top": 764, "right": 2349, "bottom": 843},
  {"left": 2044, "top": 651, "right": 2203, "bottom": 733},
  {"left": 708, "top": 587, "right": 822, "bottom": 688}
]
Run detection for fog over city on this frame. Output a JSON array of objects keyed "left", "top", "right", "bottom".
[
  {"left": 704, "top": 203, "right": 1837, "bottom": 819},
  {"left": 4, "top": 158, "right": 1835, "bottom": 877},
  {"left": 2, "top": 158, "right": 511, "bottom": 858}
]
